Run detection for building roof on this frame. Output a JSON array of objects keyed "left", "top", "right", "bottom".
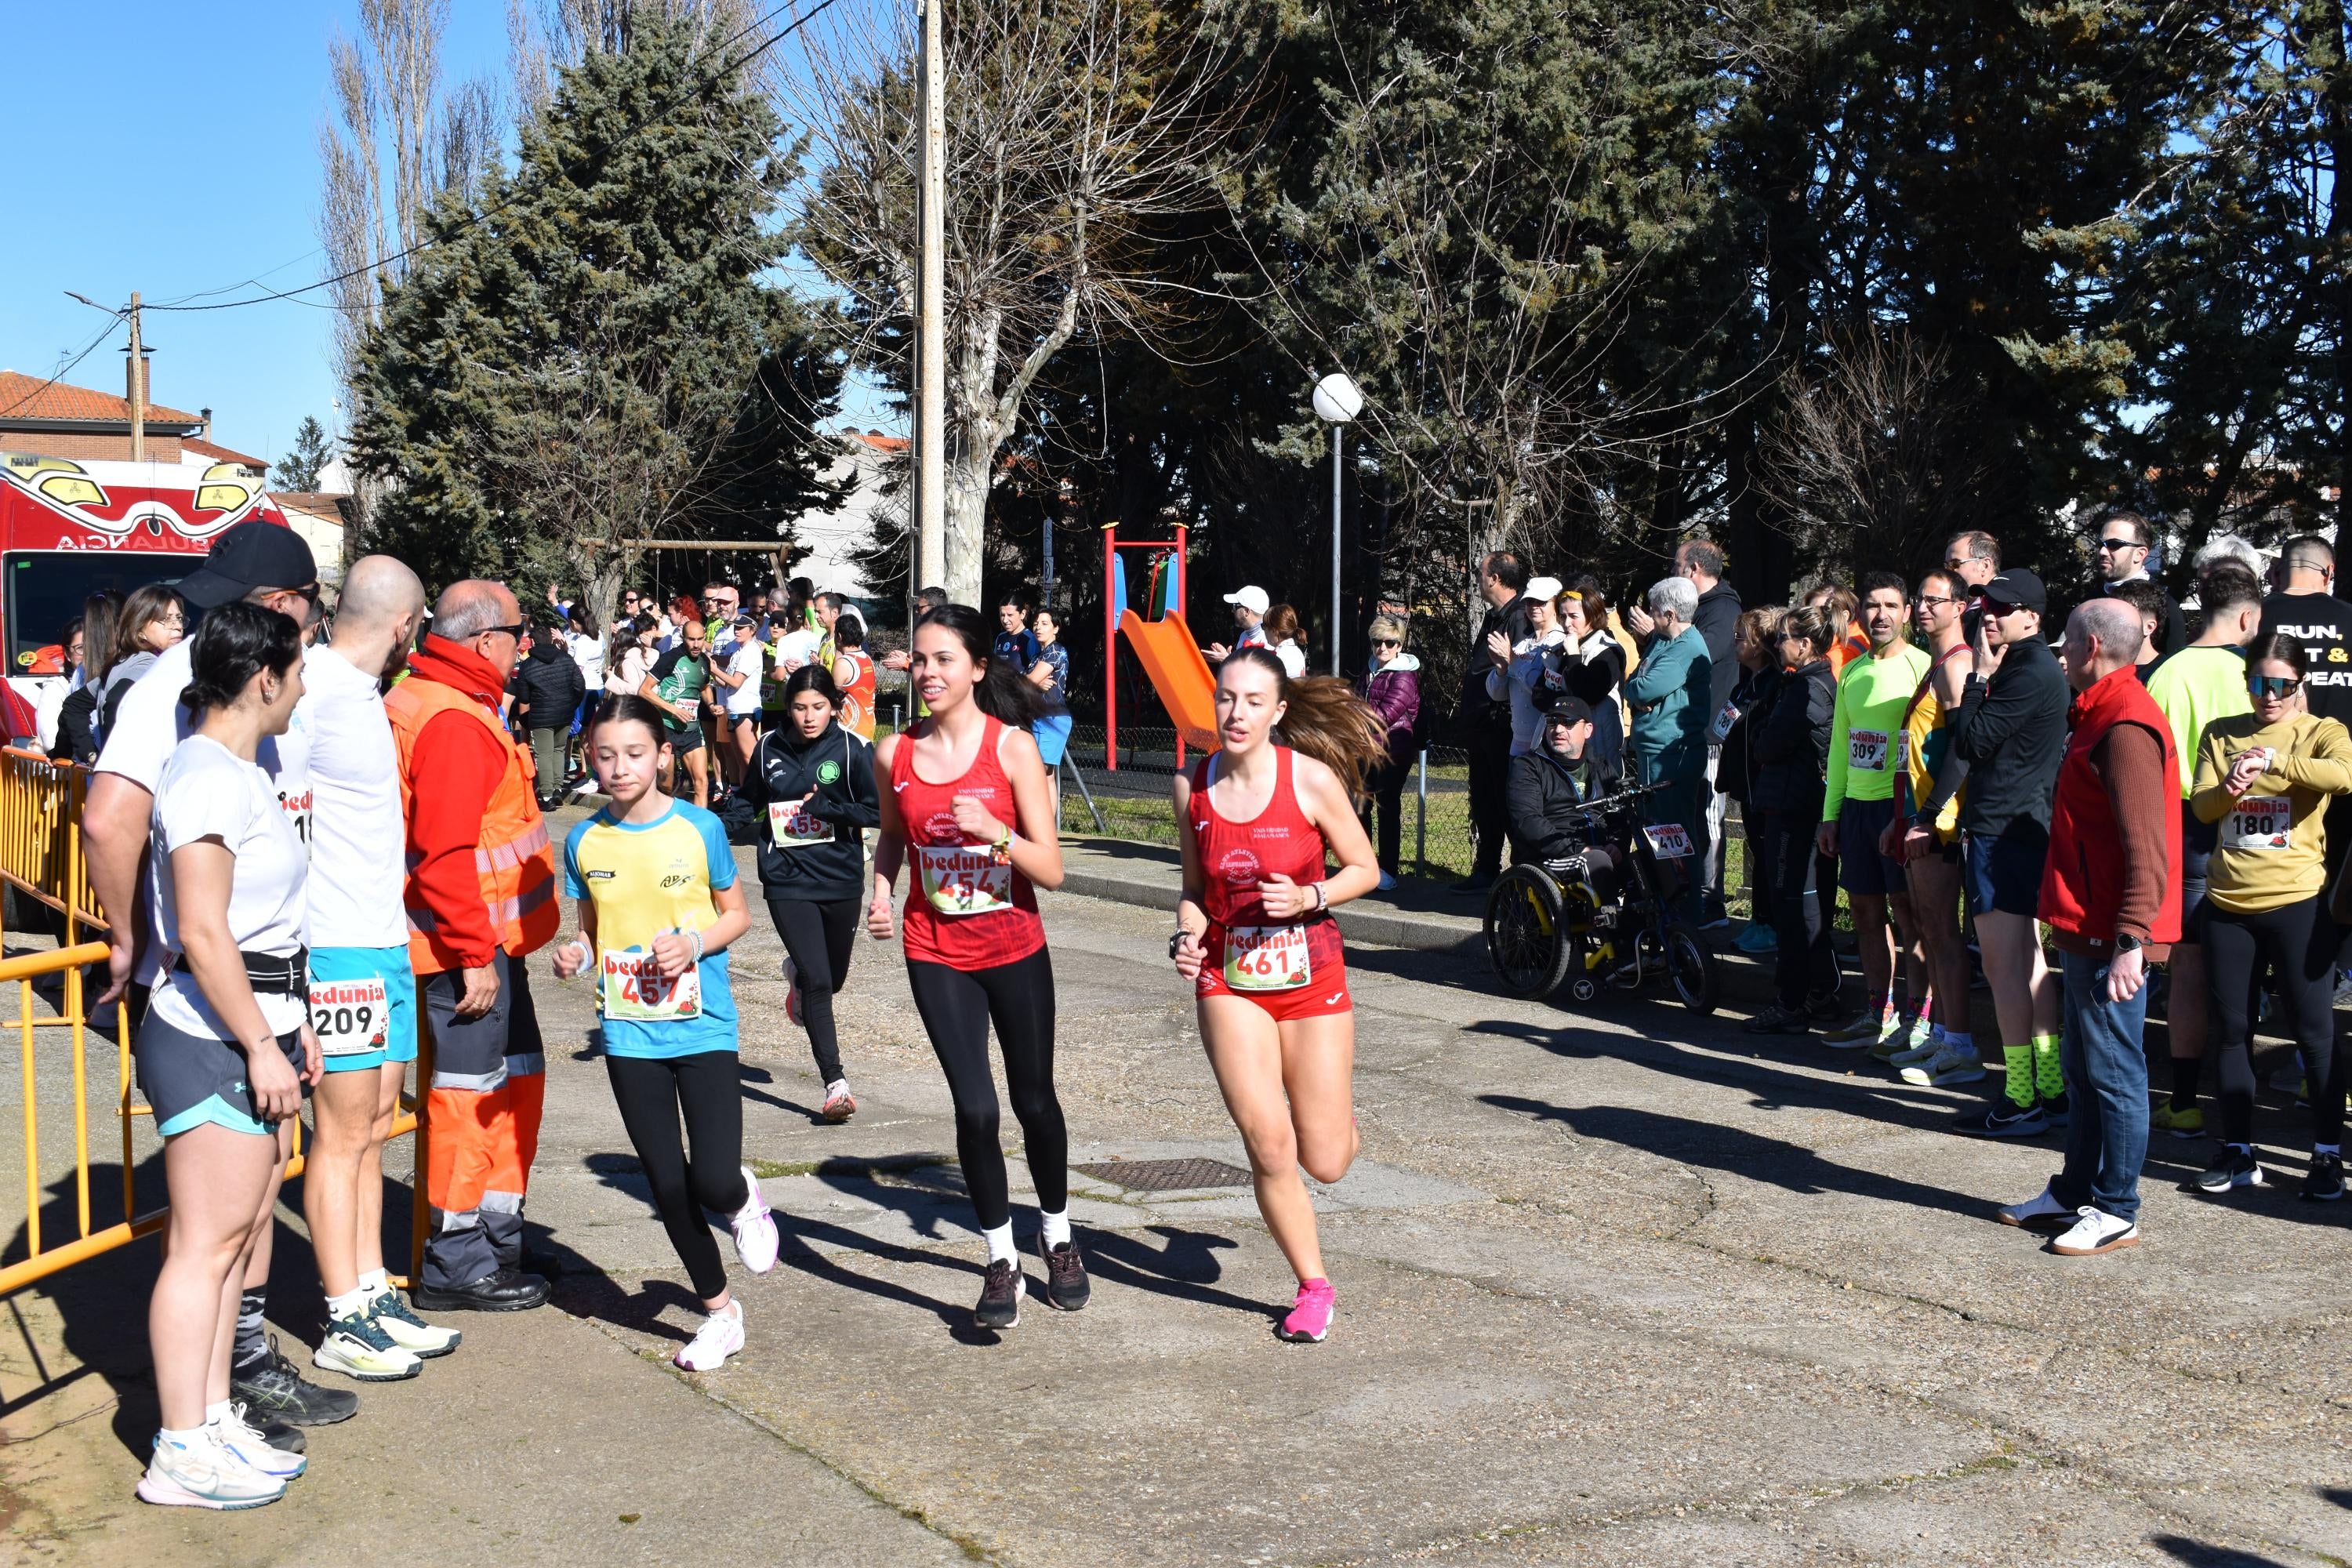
[
  {"left": 849, "top": 429, "right": 909, "bottom": 455},
  {"left": 185, "top": 435, "right": 268, "bottom": 469},
  {"left": 0, "top": 369, "right": 204, "bottom": 428},
  {"left": 272, "top": 492, "right": 350, "bottom": 518}
]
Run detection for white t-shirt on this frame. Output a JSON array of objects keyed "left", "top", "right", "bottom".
[
  {"left": 1273, "top": 638, "right": 1307, "bottom": 679},
  {"left": 724, "top": 640, "right": 765, "bottom": 717},
  {"left": 774, "top": 627, "right": 821, "bottom": 670},
  {"left": 148, "top": 735, "right": 310, "bottom": 1040},
  {"left": 569, "top": 630, "right": 604, "bottom": 691},
  {"left": 294, "top": 644, "right": 407, "bottom": 949},
  {"left": 97, "top": 637, "right": 313, "bottom": 992}
]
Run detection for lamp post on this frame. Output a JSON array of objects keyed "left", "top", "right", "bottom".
[{"left": 1311, "top": 372, "right": 1362, "bottom": 676}]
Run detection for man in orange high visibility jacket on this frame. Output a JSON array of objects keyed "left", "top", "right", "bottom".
[{"left": 392, "top": 580, "right": 563, "bottom": 1311}]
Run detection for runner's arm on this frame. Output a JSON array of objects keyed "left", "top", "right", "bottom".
[
  {"left": 1171, "top": 771, "right": 1208, "bottom": 978},
  {"left": 868, "top": 733, "right": 907, "bottom": 937},
  {"left": 2189, "top": 729, "right": 2238, "bottom": 823},
  {"left": 553, "top": 900, "right": 599, "bottom": 978},
  {"left": 82, "top": 772, "right": 154, "bottom": 1004},
  {"left": 2256, "top": 718, "right": 2352, "bottom": 797},
  {"left": 815, "top": 739, "right": 883, "bottom": 829},
  {"left": 637, "top": 673, "right": 685, "bottom": 722}
]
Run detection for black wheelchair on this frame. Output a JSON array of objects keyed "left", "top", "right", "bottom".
[{"left": 1481, "top": 782, "right": 1719, "bottom": 1013}]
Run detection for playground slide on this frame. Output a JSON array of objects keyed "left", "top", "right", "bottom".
[{"left": 1118, "top": 609, "right": 1220, "bottom": 754}]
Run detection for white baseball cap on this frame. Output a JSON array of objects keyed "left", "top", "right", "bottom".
[
  {"left": 1224, "top": 586, "right": 1270, "bottom": 615},
  {"left": 1526, "top": 575, "right": 1564, "bottom": 602}
]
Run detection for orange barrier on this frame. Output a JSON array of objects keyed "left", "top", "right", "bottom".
[{"left": 0, "top": 749, "right": 101, "bottom": 941}]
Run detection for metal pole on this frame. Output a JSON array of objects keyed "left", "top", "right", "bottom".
[
  {"left": 915, "top": 0, "right": 947, "bottom": 594},
  {"left": 1416, "top": 747, "right": 1428, "bottom": 877},
  {"left": 126, "top": 292, "right": 145, "bottom": 464},
  {"left": 1329, "top": 423, "right": 1343, "bottom": 675}
]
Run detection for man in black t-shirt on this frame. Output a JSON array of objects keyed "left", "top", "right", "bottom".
[{"left": 2257, "top": 533, "right": 2352, "bottom": 934}]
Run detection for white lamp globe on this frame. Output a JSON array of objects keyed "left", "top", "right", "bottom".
[{"left": 1312, "top": 372, "right": 1363, "bottom": 425}]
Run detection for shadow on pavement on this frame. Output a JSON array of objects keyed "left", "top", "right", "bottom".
[{"left": 2148, "top": 1535, "right": 2296, "bottom": 1567}]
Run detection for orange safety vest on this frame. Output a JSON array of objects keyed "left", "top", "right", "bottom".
[{"left": 384, "top": 677, "right": 561, "bottom": 974}]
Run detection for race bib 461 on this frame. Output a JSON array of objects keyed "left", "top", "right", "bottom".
[{"left": 1223, "top": 925, "right": 1311, "bottom": 992}]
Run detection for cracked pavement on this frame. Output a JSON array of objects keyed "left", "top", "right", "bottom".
[{"left": 5, "top": 869, "right": 2350, "bottom": 1566}]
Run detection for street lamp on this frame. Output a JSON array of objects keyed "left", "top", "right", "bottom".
[{"left": 1312, "top": 372, "right": 1362, "bottom": 676}]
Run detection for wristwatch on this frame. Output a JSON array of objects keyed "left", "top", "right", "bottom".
[
  {"left": 1168, "top": 930, "right": 1191, "bottom": 960},
  {"left": 2114, "top": 932, "right": 2144, "bottom": 955}
]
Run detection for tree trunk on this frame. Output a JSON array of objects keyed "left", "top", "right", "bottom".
[{"left": 942, "top": 431, "right": 993, "bottom": 606}]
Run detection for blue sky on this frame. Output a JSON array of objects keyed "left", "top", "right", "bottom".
[{"left": 0, "top": 2, "right": 886, "bottom": 473}]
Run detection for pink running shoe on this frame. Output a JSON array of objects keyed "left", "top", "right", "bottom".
[{"left": 1278, "top": 1278, "right": 1335, "bottom": 1343}]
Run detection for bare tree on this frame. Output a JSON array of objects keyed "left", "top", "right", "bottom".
[
  {"left": 1756, "top": 322, "right": 1996, "bottom": 578},
  {"left": 789, "top": 0, "right": 1245, "bottom": 604}
]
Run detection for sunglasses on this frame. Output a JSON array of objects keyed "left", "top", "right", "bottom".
[
  {"left": 2094, "top": 536, "right": 2140, "bottom": 553},
  {"left": 478, "top": 622, "right": 527, "bottom": 640},
  {"left": 1372, "top": 638, "right": 1400, "bottom": 648},
  {"left": 2249, "top": 675, "right": 2303, "bottom": 699}
]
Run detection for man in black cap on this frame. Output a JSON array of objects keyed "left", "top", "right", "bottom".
[
  {"left": 82, "top": 519, "right": 357, "bottom": 1437},
  {"left": 1507, "top": 691, "right": 1623, "bottom": 863}
]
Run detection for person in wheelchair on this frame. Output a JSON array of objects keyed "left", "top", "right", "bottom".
[{"left": 1508, "top": 692, "right": 1625, "bottom": 906}]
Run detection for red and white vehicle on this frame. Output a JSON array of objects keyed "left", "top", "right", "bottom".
[{"left": 0, "top": 451, "right": 291, "bottom": 720}]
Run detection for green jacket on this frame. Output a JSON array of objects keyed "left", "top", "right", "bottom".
[{"left": 1624, "top": 626, "right": 1711, "bottom": 781}]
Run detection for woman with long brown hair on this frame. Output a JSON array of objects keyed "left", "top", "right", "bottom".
[
  {"left": 1261, "top": 604, "right": 1308, "bottom": 678},
  {"left": 1171, "top": 649, "right": 1386, "bottom": 1342}
]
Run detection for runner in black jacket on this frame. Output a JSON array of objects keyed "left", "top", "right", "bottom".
[{"left": 738, "top": 666, "right": 881, "bottom": 1121}]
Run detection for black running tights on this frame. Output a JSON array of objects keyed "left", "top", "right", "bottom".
[
  {"left": 604, "top": 1052, "right": 749, "bottom": 1300},
  {"left": 2202, "top": 896, "right": 2346, "bottom": 1148},
  {"left": 766, "top": 895, "right": 859, "bottom": 1083},
  {"left": 904, "top": 949, "right": 1065, "bottom": 1230}
]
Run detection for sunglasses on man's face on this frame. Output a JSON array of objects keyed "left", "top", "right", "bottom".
[
  {"left": 2095, "top": 536, "right": 2140, "bottom": 554},
  {"left": 2249, "top": 675, "right": 2303, "bottom": 699}
]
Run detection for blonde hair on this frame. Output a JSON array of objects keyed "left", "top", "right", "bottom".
[{"left": 1367, "top": 615, "right": 1406, "bottom": 644}]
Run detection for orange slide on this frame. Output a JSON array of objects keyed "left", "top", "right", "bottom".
[{"left": 1118, "top": 609, "right": 1219, "bottom": 753}]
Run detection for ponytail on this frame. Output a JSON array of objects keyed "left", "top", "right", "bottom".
[
  {"left": 917, "top": 603, "right": 1044, "bottom": 725},
  {"left": 1225, "top": 646, "right": 1388, "bottom": 797},
  {"left": 180, "top": 601, "right": 302, "bottom": 716}
]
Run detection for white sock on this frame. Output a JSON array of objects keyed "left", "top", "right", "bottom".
[
  {"left": 982, "top": 1221, "right": 1016, "bottom": 1264},
  {"left": 204, "top": 1399, "right": 231, "bottom": 1428},
  {"left": 327, "top": 1287, "right": 372, "bottom": 1321},
  {"left": 1040, "top": 1208, "right": 1071, "bottom": 1249},
  {"left": 358, "top": 1267, "right": 389, "bottom": 1296},
  {"left": 1944, "top": 1031, "right": 1973, "bottom": 1052},
  {"left": 826, "top": 1078, "right": 850, "bottom": 1098},
  {"left": 158, "top": 1425, "right": 206, "bottom": 1451}
]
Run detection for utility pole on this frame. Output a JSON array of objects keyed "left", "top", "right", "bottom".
[
  {"left": 914, "top": 0, "right": 948, "bottom": 597},
  {"left": 126, "top": 291, "right": 146, "bottom": 463}
]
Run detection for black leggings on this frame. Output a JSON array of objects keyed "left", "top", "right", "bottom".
[
  {"left": 604, "top": 1052, "right": 750, "bottom": 1299},
  {"left": 904, "top": 948, "right": 1065, "bottom": 1230},
  {"left": 766, "top": 895, "right": 859, "bottom": 1083},
  {"left": 1764, "top": 810, "right": 1839, "bottom": 1009},
  {"left": 2203, "top": 896, "right": 2346, "bottom": 1148}
]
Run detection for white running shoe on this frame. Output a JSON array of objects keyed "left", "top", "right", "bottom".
[
  {"left": 2049, "top": 1206, "right": 2140, "bottom": 1256},
  {"left": 209, "top": 1406, "right": 308, "bottom": 1480},
  {"left": 675, "top": 1304, "right": 746, "bottom": 1371},
  {"left": 1900, "top": 1042, "right": 1987, "bottom": 1087},
  {"left": 731, "top": 1167, "right": 779, "bottom": 1274},
  {"left": 136, "top": 1431, "right": 285, "bottom": 1510},
  {"left": 1997, "top": 1181, "right": 2072, "bottom": 1230}
]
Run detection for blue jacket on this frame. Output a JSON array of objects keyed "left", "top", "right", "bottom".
[{"left": 1624, "top": 626, "right": 1711, "bottom": 782}]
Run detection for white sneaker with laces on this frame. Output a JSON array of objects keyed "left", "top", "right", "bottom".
[
  {"left": 209, "top": 1408, "right": 307, "bottom": 1480},
  {"left": 1900, "top": 1042, "right": 1987, "bottom": 1087},
  {"left": 1997, "top": 1181, "right": 2071, "bottom": 1229},
  {"left": 2049, "top": 1205, "right": 2140, "bottom": 1256},
  {"left": 136, "top": 1432, "right": 285, "bottom": 1510},
  {"left": 675, "top": 1304, "right": 746, "bottom": 1371},
  {"left": 730, "top": 1167, "right": 779, "bottom": 1274}
]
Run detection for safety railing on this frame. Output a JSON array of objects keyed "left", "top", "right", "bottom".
[{"left": 0, "top": 748, "right": 101, "bottom": 941}]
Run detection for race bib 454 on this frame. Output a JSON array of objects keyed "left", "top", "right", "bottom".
[{"left": 916, "top": 844, "right": 1013, "bottom": 916}]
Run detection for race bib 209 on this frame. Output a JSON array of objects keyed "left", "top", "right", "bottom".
[{"left": 309, "top": 978, "right": 389, "bottom": 1057}]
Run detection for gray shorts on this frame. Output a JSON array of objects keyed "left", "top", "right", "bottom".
[{"left": 133, "top": 1014, "right": 306, "bottom": 1138}]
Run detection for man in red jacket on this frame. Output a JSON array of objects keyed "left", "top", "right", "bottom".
[
  {"left": 1999, "top": 597, "right": 2180, "bottom": 1258},
  {"left": 390, "top": 580, "right": 563, "bottom": 1311}
]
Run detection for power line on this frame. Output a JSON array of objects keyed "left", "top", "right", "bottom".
[
  {"left": 141, "top": 0, "right": 846, "bottom": 318},
  {"left": 0, "top": 318, "right": 123, "bottom": 421}
]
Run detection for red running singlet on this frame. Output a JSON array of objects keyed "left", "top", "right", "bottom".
[
  {"left": 1186, "top": 746, "right": 1351, "bottom": 1020},
  {"left": 891, "top": 715, "right": 1046, "bottom": 969}
]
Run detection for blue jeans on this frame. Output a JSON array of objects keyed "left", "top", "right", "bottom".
[{"left": 2056, "top": 948, "right": 2151, "bottom": 1224}]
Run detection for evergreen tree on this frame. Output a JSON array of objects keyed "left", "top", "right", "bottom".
[{"left": 270, "top": 416, "right": 334, "bottom": 492}]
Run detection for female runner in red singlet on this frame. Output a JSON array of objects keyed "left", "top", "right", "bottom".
[
  {"left": 1171, "top": 648, "right": 1388, "bottom": 1342},
  {"left": 867, "top": 604, "right": 1080, "bottom": 1331}
]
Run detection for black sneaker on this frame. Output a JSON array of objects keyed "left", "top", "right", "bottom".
[
  {"left": 1450, "top": 872, "right": 1497, "bottom": 896},
  {"left": 975, "top": 1258, "right": 1024, "bottom": 1329},
  {"left": 230, "top": 1335, "right": 361, "bottom": 1426},
  {"left": 1971, "top": 1100, "right": 2048, "bottom": 1138},
  {"left": 1036, "top": 1235, "right": 1091, "bottom": 1311},
  {"left": 2040, "top": 1091, "right": 2071, "bottom": 1129},
  {"left": 1804, "top": 993, "right": 1845, "bottom": 1024},
  {"left": 2299, "top": 1152, "right": 2345, "bottom": 1203},
  {"left": 243, "top": 1403, "right": 307, "bottom": 1454},
  {"left": 2194, "top": 1145, "right": 2266, "bottom": 1195},
  {"left": 1742, "top": 1004, "right": 1813, "bottom": 1036}
]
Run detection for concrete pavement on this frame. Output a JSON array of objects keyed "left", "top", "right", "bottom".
[{"left": 3, "top": 835, "right": 2348, "bottom": 1566}]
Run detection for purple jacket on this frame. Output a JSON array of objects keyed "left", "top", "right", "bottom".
[{"left": 1360, "top": 655, "right": 1422, "bottom": 767}]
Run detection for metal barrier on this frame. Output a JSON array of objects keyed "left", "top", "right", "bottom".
[{"left": 0, "top": 750, "right": 424, "bottom": 1295}]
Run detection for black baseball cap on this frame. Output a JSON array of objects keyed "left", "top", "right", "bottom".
[
  {"left": 176, "top": 521, "right": 318, "bottom": 610},
  {"left": 1982, "top": 568, "right": 2047, "bottom": 613},
  {"left": 1537, "top": 691, "right": 1593, "bottom": 726}
]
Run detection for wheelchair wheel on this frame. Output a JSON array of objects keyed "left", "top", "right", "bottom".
[
  {"left": 1485, "top": 866, "right": 1574, "bottom": 1000},
  {"left": 1664, "top": 922, "right": 1718, "bottom": 1014}
]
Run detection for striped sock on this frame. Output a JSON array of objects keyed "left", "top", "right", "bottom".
[
  {"left": 232, "top": 1289, "right": 269, "bottom": 1374},
  {"left": 2032, "top": 1032, "right": 2065, "bottom": 1100},
  {"left": 2002, "top": 1044, "right": 2035, "bottom": 1108}
]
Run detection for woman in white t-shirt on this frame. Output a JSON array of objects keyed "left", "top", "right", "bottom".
[
  {"left": 132, "top": 602, "right": 320, "bottom": 1511},
  {"left": 723, "top": 615, "right": 768, "bottom": 777}
]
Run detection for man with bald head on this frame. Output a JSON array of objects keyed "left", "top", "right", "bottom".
[
  {"left": 296, "top": 557, "right": 466, "bottom": 1377},
  {"left": 1999, "top": 596, "right": 2181, "bottom": 1258},
  {"left": 387, "top": 579, "right": 560, "bottom": 1312}
]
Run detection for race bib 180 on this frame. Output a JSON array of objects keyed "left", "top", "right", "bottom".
[
  {"left": 309, "top": 977, "right": 389, "bottom": 1057},
  {"left": 2226, "top": 797, "right": 2293, "bottom": 851},
  {"left": 1224, "top": 924, "right": 1311, "bottom": 991},
  {"left": 916, "top": 844, "right": 1014, "bottom": 916},
  {"left": 601, "top": 948, "right": 701, "bottom": 1022},
  {"left": 1847, "top": 729, "right": 1889, "bottom": 771}
]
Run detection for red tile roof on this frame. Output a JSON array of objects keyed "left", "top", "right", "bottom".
[
  {"left": 850, "top": 430, "right": 909, "bottom": 454},
  {"left": 186, "top": 436, "right": 267, "bottom": 468},
  {"left": 0, "top": 370, "right": 203, "bottom": 427}
]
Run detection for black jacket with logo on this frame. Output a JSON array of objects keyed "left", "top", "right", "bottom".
[{"left": 737, "top": 720, "right": 880, "bottom": 901}]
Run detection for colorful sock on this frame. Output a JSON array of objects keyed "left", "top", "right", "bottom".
[
  {"left": 981, "top": 1221, "right": 1017, "bottom": 1265},
  {"left": 2032, "top": 1032, "right": 2065, "bottom": 1100},
  {"left": 1039, "top": 1208, "right": 1072, "bottom": 1249},
  {"left": 2002, "top": 1044, "right": 2035, "bottom": 1108},
  {"left": 2169, "top": 1055, "right": 2201, "bottom": 1111},
  {"left": 231, "top": 1290, "right": 270, "bottom": 1374}
]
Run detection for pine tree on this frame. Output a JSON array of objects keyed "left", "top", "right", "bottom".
[{"left": 270, "top": 416, "right": 334, "bottom": 492}]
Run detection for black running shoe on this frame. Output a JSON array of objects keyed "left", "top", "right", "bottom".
[
  {"left": 230, "top": 1336, "right": 360, "bottom": 1426},
  {"left": 1743, "top": 1004, "right": 1813, "bottom": 1036},
  {"left": 2040, "top": 1091, "right": 2071, "bottom": 1129},
  {"left": 244, "top": 1403, "right": 307, "bottom": 1454},
  {"left": 1036, "top": 1236, "right": 1091, "bottom": 1311},
  {"left": 975, "top": 1258, "right": 1024, "bottom": 1330},
  {"left": 2194, "top": 1145, "right": 2266, "bottom": 1195},
  {"left": 1971, "top": 1100, "right": 2047, "bottom": 1138},
  {"left": 2299, "top": 1152, "right": 2345, "bottom": 1203}
]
